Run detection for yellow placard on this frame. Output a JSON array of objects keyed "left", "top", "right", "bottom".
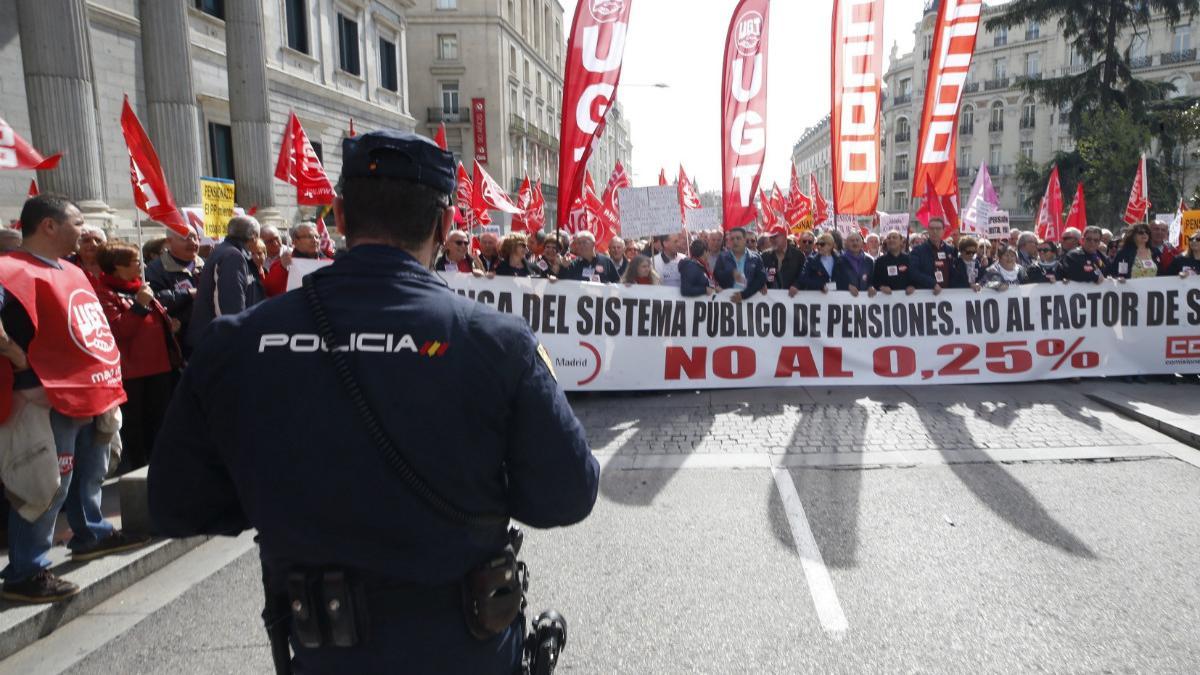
[
  {"left": 1182, "top": 210, "right": 1200, "bottom": 245},
  {"left": 789, "top": 216, "right": 814, "bottom": 235},
  {"left": 200, "top": 177, "right": 236, "bottom": 240}
]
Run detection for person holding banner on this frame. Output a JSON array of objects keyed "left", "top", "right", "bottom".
[
  {"left": 535, "top": 235, "right": 568, "bottom": 279},
  {"left": 1112, "top": 223, "right": 1161, "bottom": 281},
  {"left": 947, "top": 237, "right": 985, "bottom": 292},
  {"left": 1035, "top": 242, "right": 1060, "bottom": 282},
  {"left": 680, "top": 240, "right": 715, "bottom": 297},
  {"left": 839, "top": 232, "right": 876, "bottom": 297},
  {"left": 798, "top": 233, "right": 850, "bottom": 294},
  {"left": 623, "top": 255, "right": 661, "bottom": 286},
  {"left": 713, "top": 228, "right": 767, "bottom": 303},
  {"left": 495, "top": 233, "right": 535, "bottom": 278},
  {"left": 873, "top": 231, "right": 916, "bottom": 295},
  {"left": 609, "top": 237, "right": 629, "bottom": 278},
  {"left": 653, "top": 234, "right": 687, "bottom": 288},
  {"left": 761, "top": 231, "right": 805, "bottom": 291},
  {"left": 564, "top": 231, "right": 621, "bottom": 284},
  {"left": 1151, "top": 220, "right": 1179, "bottom": 271},
  {"left": 1161, "top": 231, "right": 1200, "bottom": 276},
  {"left": 1057, "top": 226, "right": 1109, "bottom": 284},
  {"left": 434, "top": 230, "right": 475, "bottom": 274},
  {"left": 983, "top": 247, "right": 1030, "bottom": 291},
  {"left": 910, "top": 218, "right": 959, "bottom": 295}
]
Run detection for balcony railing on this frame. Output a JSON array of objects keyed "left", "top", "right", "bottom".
[
  {"left": 892, "top": 170, "right": 910, "bottom": 181},
  {"left": 984, "top": 77, "right": 1010, "bottom": 91},
  {"left": 428, "top": 107, "right": 465, "bottom": 123},
  {"left": 963, "top": 82, "right": 980, "bottom": 94},
  {"left": 987, "top": 164, "right": 1000, "bottom": 176},
  {"left": 894, "top": 93, "right": 912, "bottom": 105},
  {"left": 957, "top": 166, "right": 973, "bottom": 177},
  {"left": 1162, "top": 48, "right": 1197, "bottom": 65},
  {"left": 1014, "top": 72, "right": 1042, "bottom": 84},
  {"left": 1025, "top": 29, "right": 1040, "bottom": 40},
  {"left": 1130, "top": 55, "right": 1154, "bottom": 70},
  {"left": 1020, "top": 115, "right": 1036, "bottom": 129},
  {"left": 960, "top": 123, "right": 975, "bottom": 136},
  {"left": 989, "top": 120, "right": 1004, "bottom": 132},
  {"left": 894, "top": 130, "right": 911, "bottom": 143}
]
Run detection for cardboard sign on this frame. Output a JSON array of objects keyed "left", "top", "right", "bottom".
[
  {"left": 200, "top": 177, "right": 236, "bottom": 240},
  {"left": 987, "top": 210, "right": 1010, "bottom": 240},
  {"left": 286, "top": 257, "right": 335, "bottom": 292},
  {"left": 618, "top": 185, "right": 684, "bottom": 239},
  {"left": 879, "top": 213, "right": 909, "bottom": 237},
  {"left": 1182, "top": 210, "right": 1200, "bottom": 243},
  {"left": 685, "top": 207, "right": 721, "bottom": 230},
  {"left": 835, "top": 214, "right": 859, "bottom": 238}
]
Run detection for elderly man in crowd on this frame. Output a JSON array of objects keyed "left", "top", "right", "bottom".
[
  {"left": 1060, "top": 227, "right": 1082, "bottom": 254},
  {"left": 796, "top": 230, "right": 816, "bottom": 259},
  {"left": 145, "top": 227, "right": 204, "bottom": 357},
  {"left": 864, "top": 232, "right": 881, "bottom": 258},
  {"left": 609, "top": 236, "right": 629, "bottom": 278},
  {"left": 434, "top": 229, "right": 474, "bottom": 273},
  {"left": 476, "top": 231, "right": 502, "bottom": 272},
  {"left": 761, "top": 229, "right": 805, "bottom": 290},
  {"left": 187, "top": 215, "right": 261, "bottom": 348},
  {"left": 705, "top": 230, "right": 724, "bottom": 270},
  {"left": 1057, "top": 225, "right": 1108, "bottom": 283},
  {"left": 1151, "top": 219, "right": 1180, "bottom": 270},
  {"left": 910, "top": 217, "right": 958, "bottom": 294},
  {"left": 565, "top": 231, "right": 621, "bottom": 283},
  {"left": 0, "top": 228, "right": 21, "bottom": 252}
]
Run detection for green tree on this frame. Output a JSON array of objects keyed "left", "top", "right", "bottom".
[{"left": 987, "top": 1, "right": 1199, "bottom": 133}]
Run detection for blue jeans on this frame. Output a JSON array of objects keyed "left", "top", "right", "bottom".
[{"left": 3, "top": 411, "right": 114, "bottom": 583}]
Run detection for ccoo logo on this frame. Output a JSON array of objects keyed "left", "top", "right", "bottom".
[
  {"left": 588, "top": 0, "right": 625, "bottom": 24},
  {"left": 735, "top": 11, "right": 765, "bottom": 57},
  {"left": 68, "top": 289, "right": 120, "bottom": 365}
]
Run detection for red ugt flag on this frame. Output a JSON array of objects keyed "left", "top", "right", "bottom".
[
  {"left": 511, "top": 176, "right": 534, "bottom": 233},
  {"left": 720, "top": 0, "right": 770, "bottom": 231},
  {"left": 1064, "top": 182, "right": 1087, "bottom": 236},
  {"left": 0, "top": 117, "right": 61, "bottom": 171},
  {"left": 274, "top": 112, "right": 335, "bottom": 206},
  {"left": 1122, "top": 153, "right": 1149, "bottom": 225},
  {"left": 120, "top": 97, "right": 189, "bottom": 237},
  {"left": 1035, "top": 165, "right": 1065, "bottom": 242}
]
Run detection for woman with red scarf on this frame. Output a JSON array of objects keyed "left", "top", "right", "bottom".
[{"left": 96, "top": 243, "right": 182, "bottom": 473}]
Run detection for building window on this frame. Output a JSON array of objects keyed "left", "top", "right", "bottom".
[
  {"left": 1175, "top": 25, "right": 1192, "bottom": 54},
  {"left": 441, "top": 82, "right": 460, "bottom": 117},
  {"left": 990, "top": 102, "right": 1004, "bottom": 131},
  {"left": 436, "top": 0, "right": 458, "bottom": 9},
  {"left": 310, "top": 142, "right": 323, "bottom": 165},
  {"left": 194, "top": 0, "right": 224, "bottom": 19},
  {"left": 893, "top": 191, "right": 909, "bottom": 212},
  {"left": 959, "top": 147, "right": 972, "bottom": 169},
  {"left": 1025, "top": 22, "right": 1040, "bottom": 40},
  {"left": 1131, "top": 34, "right": 1148, "bottom": 61},
  {"left": 380, "top": 38, "right": 398, "bottom": 91},
  {"left": 895, "top": 117, "right": 910, "bottom": 142},
  {"left": 989, "top": 144, "right": 1002, "bottom": 169},
  {"left": 994, "top": 26, "right": 1007, "bottom": 47},
  {"left": 960, "top": 106, "right": 975, "bottom": 134},
  {"left": 922, "top": 34, "right": 932, "bottom": 60},
  {"left": 438, "top": 34, "right": 459, "bottom": 61},
  {"left": 510, "top": 46, "right": 517, "bottom": 72},
  {"left": 1020, "top": 141, "right": 1033, "bottom": 160},
  {"left": 284, "top": 0, "right": 308, "bottom": 53},
  {"left": 1024, "top": 52, "right": 1040, "bottom": 77},
  {"left": 208, "top": 122, "right": 235, "bottom": 181},
  {"left": 337, "top": 14, "right": 360, "bottom": 76},
  {"left": 993, "top": 58, "right": 1007, "bottom": 80},
  {"left": 1021, "top": 100, "right": 1036, "bottom": 128}
]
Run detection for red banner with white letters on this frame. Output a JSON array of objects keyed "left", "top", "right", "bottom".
[
  {"left": 471, "top": 98, "right": 489, "bottom": 163},
  {"left": 557, "top": 0, "right": 634, "bottom": 228},
  {"left": 721, "top": 0, "right": 770, "bottom": 231},
  {"left": 830, "top": 0, "right": 883, "bottom": 216},
  {"left": 913, "top": 0, "right": 983, "bottom": 197},
  {"left": 120, "top": 97, "right": 189, "bottom": 237}
]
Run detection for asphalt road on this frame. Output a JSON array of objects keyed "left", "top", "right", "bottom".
[{"left": 6, "top": 385, "right": 1200, "bottom": 674}]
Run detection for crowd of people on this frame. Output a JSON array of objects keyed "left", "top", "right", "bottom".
[
  {"left": 449, "top": 217, "right": 1200, "bottom": 299},
  {"left": 0, "top": 189, "right": 1197, "bottom": 603}
]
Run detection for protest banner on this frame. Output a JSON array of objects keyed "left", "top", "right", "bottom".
[
  {"left": 1183, "top": 210, "right": 1200, "bottom": 242},
  {"left": 437, "top": 274, "right": 1200, "bottom": 391},
  {"left": 987, "top": 210, "right": 1010, "bottom": 240},
  {"left": 686, "top": 207, "right": 722, "bottom": 230},
  {"left": 835, "top": 214, "right": 859, "bottom": 238},
  {"left": 879, "top": 213, "right": 909, "bottom": 237},
  {"left": 200, "top": 177, "right": 236, "bottom": 240},
  {"left": 618, "top": 185, "right": 684, "bottom": 239}
]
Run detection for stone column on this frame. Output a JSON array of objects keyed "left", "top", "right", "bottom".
[
  {"left": 224, "top": 0, "right": 280, "bottom": 221},
  {"left": 17, "top": 0, "right": 110, "bottom": 218},
  {"left": 138, "top": 0, "right": 203, "bottom": 207}
]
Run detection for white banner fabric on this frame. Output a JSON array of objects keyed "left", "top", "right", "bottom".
[{"left": 442, "top": 274, "right": 1200, "bottom": 391}]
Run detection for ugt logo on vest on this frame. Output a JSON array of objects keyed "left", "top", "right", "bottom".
[{"left": 68, "top": 289, "right": 120, "bottom": 365}]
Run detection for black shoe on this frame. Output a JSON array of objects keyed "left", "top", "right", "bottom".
[
  {"left": 69, "top": 531, "right": 152, "bottom": 562},
  {"left": 2, "top": 569, "right": 81, "bottom": 604}
]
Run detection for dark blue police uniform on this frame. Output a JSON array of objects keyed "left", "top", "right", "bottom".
[{"left": 149, "top": 131, "right": 599, "bottom": 674}]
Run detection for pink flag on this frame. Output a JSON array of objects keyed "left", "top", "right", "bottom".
[{"left": 960, "top": 161, "right": 999, "bottom": 236}]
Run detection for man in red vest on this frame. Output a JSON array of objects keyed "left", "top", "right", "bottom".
[{"left": 0, "top": 195, "right": 150, "bottom": 603}]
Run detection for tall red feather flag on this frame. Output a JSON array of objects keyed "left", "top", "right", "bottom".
[
  {"left": 1035, "top": 165, "right": 1065, "bottom": 242},
  {"left": 0, "top": 116, "right": 62, "bottom": 171},
  {"left": 1122, "top": 153, "right": 1149, "bottom": 225},
  {"left": 1064, "top": 182, "right": 1087, "bottom": 235},
  {"left": 912, "top": 0, "right": 984, "bottom": 198},
  {"left": 720, "top": 0, "right": 770, "bottom": 231},
  {"left": 434, "top": 123, "right": 448, "bottom": 151},
  {"left": 511, "top": 176, "right": 533, "bottom": 233},
  {"left": 120, "top": 97, "right": 189, "bottom": 236},
  {"left": 830, "top": 0, "right": 884, "bottom": 215},
  {"left": 557, "top": 0, "right": 634, "bottom": 228}
]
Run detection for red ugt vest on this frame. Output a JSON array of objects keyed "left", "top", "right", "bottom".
[{"left": 0, "top": 251, "right": 127, "bottom": 422}]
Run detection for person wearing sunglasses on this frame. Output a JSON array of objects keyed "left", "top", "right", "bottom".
[
  {"left": 796, "top": 232, "right": 848, "bottom": 294},
  {"left": 1056, "top": 226, "right": 1108, "bottom": 283},
  {"left": 434, "top": 229, "right": 475, "bottom": 273},
  {"left": 947, "top": 236, "right": 984, "bottom": 291},
  {"left": 1059, "top": 227, "right": 1082, "bottom": 255},
  {"left": 1033, "top": 241, "right": 1059, "bottom": 283},
  {"left": 1161, "top": 231, "right": 1200, "bottom": 277},
  {"left": 1112, "top": 223, "right": 1161, "bottom": 281},
  {"left": 494, "top": 233, "right": 535, "bottom": 277}
]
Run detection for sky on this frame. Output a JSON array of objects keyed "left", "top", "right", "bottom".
[{"left": 559, "top": 0, "right": 1011, "bottom": 191}]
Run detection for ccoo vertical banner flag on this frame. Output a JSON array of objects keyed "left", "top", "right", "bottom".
[
  {"left": 830, "top": 0, "right": 884, "bottom": 216},
  {"left": 557, "top": 0, "right": 634, "bottom": 228},
  {"left": 721, "top": 0, "right": 770, "bottom": 231},
  {"left": 912, "top": 0, "right": 983, "bottom": 198}
]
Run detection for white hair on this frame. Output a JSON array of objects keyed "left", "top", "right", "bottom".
[
  {"left": 574, "top": 230, "right": 596, "bottom": 244},
  {"left": 80, "top": 224, "right": 107, "bottom": 243}
]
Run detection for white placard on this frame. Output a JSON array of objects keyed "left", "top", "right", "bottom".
[
  {"left": 618, "top": 185, "right": 684, "bottom": 239},
  {"left": 684, "top": 207, "right": 721, "bottom": 230},
  {"left": 987, "top": 210, "right": 1010, "bottom": 240},
  {"left": 285, "top": 257, "right": 335, "bottom": 291},
  {"left": 879, "top": 213, "right": 910, "bottom": 237}
]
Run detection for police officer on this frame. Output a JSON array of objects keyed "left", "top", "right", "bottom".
[{"left": 149, "top": 130, "right": 599, "bottom": 674}]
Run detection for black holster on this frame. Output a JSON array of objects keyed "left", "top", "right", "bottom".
[{"left": 462, "top": 527, "right": 529, "bottom": 640}]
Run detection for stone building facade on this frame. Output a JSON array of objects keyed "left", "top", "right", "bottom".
[{"left": 2, "top": 0, "right": 419, "bottom": 232}]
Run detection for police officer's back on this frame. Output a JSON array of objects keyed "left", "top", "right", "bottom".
[{"left": 149, "top": 131, "right": 599, "bottom": 674}]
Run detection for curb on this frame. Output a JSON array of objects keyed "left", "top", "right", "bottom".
[
  {"left": 0, "top": 535, "right": 206, "bottom": 661},
  {"left": 1085, "top": 392, "right": 1200, "bottom": 450}
]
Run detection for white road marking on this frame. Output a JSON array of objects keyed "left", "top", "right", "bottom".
[
  {"left": 0, "top": 531, "right": 257, "bottom": 675},
  {"left": 771, "top": 467, "right": 849, "bottom": 640}
]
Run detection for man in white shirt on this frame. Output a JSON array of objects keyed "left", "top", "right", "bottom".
[{"left": 652, "top": 232, "right": 687, "bottom": 287}]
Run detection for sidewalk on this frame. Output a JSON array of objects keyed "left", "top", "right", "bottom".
[{"left": 1079, "top": 380, "right": 1200, "bottom": 449}]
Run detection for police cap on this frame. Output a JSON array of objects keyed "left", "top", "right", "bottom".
[{"left": 341, "top": 130, "right": 456, "bottom": 196}]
